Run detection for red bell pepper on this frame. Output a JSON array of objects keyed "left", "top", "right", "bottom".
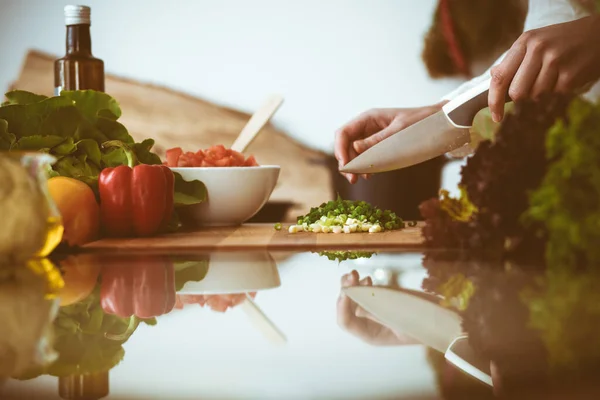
[
  {"left": 100, "top": 256, "right": 176, "bottom": 319},
  {"left": 99, "top": 141, "right": 174, "bottom": 237}
]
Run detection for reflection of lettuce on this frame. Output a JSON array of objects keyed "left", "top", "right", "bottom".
[
  {"left": 523, "top": 268, "right": 600, "bottom": 373},
  {"left": 437, "top": 273, "right": 475, "bottom": 311},
  {"left": 16, "top": 286, "right": 154, "bottom": 379},
  {"left": 174, "top": 260, "right": 209, "bottom": 291}
]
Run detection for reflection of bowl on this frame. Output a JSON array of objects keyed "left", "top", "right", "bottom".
[
  {"left": 177, "top": 252, "right": 281, "bottom": 294},
  {"left": 170, "top": 166, "right": 280, "bottom": 226}
]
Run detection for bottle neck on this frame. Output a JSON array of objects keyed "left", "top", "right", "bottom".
[{"left": 66, "top": 24, "right": 92, "bottom": 56}]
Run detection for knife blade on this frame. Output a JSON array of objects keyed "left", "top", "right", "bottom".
[
  {"left": 340, "top": 77, "right": 493, "bottom": 174},
  {"left": 343, "top": 286, "right": 463, "bottom": 352},
  {"left": 343, "top": 286, "right": 493, "bottom": 386}
]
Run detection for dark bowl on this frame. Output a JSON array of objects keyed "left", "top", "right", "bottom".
[
  {"left": 247, "top": 201, "right": 296, "bottom": 223},
  {"left": 323, "top": 155, "right": 446, "bottom": 220}
]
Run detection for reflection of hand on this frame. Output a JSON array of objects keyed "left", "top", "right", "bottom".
[{"left": 337, "top": 270, "right": 420, "bottom": 346}]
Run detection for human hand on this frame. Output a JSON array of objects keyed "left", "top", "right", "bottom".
[
  {"left": 336, "top": 270, "right": 420, "bottom": 346},
  {"left": 489, "top": 15, "right": 600, "bottom": 122},
  {"left": 334, "top": 104, "right": 445, "bottom": 184}
]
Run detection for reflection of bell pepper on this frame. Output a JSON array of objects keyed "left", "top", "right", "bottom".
[
  {"left": 100, "top": 257, "right": 176, "bottom": 319},
  {"left": 99, "top": 141, "right": 174, "bottom": 237}
]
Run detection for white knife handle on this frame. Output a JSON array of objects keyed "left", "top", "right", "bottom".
[
  {"left": 445, "top": 336, "right": 493, "bottom": 387},
  {"left": 442, "top": 78, "right": 493, "bottom": 128}
]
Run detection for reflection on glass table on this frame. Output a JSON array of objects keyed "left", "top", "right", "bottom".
[
  {"left": 3, "top": 248, "right": 600, "bottom": 400},
  {"left": 337, "top": 269, "right": 420, "bottom": 346}
]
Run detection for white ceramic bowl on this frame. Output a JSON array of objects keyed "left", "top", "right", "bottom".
[
  {"left": 171, "top": 166, "right": 280, "bottom": 226},
  {"left": 177, "top": 251, "right": 281, "bottom": 294}
]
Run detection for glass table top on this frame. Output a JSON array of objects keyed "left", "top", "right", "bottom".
[{"left": 1, "top": 249, "right": 599, "bottom": 400}]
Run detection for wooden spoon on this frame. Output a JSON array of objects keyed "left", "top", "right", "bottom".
[
  {"left": 239, "top": 292, "right": 286, "bottom": 344},
  {"left": 231, "top": 94, "right": 284, "bottom": 153},
  {"left": 232, "top": 96, "right": 285, "bottom": 342}
]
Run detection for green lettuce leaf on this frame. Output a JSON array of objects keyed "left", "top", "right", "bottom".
[
  {"left": 39, "top": 106, "right": 87, "bottom": 138},
  {"left": 0, "top": 118, "right": 15, "bottom": 150},
  {"left": 54, "top": 154, "right": 100, "bottom": 180},
  {"left": 173, "top": 172, "right": 208, "bottom": 206},
  {"left": 96, "top": 117, "right": 134, "bottom": 143},
  {"left": 1, "top": 88, "right": 208, "bottom": 227},
  {"left": 0, "top": 97, "right": 74, "bottom": 137},
  {"left": 2, "top": 90, "right": 48, "bottom": 106},
  {"left": 469, "top": 103, "right": 514, "bottom": 148},
  {"left": 166, "top": 210, "right": 182, "bottom": 232},
  {"left": 60, "top": 90, "right": 122, "bottom": 121},
  {"left": 13, "top": 135, "right": 66, "bottom": 151},
  {"left": 522, "top": 97, "right": 600, "bottom": 270},
  {"left": 438, "top": 187, "right": 478, "bottom": 222},
  {"left": 75, "top": 124, "right": 109, "bottom": 143},
  {"left": 131, "top": 138, "right": 162, "bottom": 165},
  {"left": 53, "top": 137, "right": 78, "bottom": 155},
  {"left": 75, "top": 139, "right": 102, "bottom": 166},
  {"left": 100, "top": 147, "right": 128, "bottom": 167}
]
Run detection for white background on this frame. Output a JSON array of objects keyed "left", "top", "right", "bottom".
[
  {"left": 0, "top": 0, "right": 468, "bottom": 151},
  {"left": 0, "top": 0, "right": 465, "bottom": 189}
]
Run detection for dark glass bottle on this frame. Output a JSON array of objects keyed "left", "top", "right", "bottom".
[
  {"left": 54, "top": 5, "right": 104, "bottom": 96},
  {"left": 58, "top": 372, "right": 109, "bottom": 400}
]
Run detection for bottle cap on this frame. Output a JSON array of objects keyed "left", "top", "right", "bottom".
[{"left": 64, "top": 5, "right": 91, "bottom": 26}]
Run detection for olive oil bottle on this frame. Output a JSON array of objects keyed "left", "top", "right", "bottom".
[
  {"left": 54, "top": 5, "right": 105, "bottom": 96},
  {"left": 59, "top": 372, "right": 109, "bottom": 400}
]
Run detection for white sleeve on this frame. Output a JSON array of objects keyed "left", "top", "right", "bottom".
[
  {"left": 440, "top": 51, "right": 508, "bottom": 102},
  {"left": 441, "top": 0, "right": 590, "bottom": 103}
]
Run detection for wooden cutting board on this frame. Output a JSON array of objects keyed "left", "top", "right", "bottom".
[{"left": 83, "top": 223, "right": 424, "bottom": 252}]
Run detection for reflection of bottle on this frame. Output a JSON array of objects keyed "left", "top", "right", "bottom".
[
  {"left": 59, "top": 372, "right": 109, "bottom": 400},
  {"left": 54, "top": 5, "right": 105, "bottom": 96}
]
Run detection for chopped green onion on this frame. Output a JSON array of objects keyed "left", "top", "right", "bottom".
[{"left": 296, "top": 197, "right": 405, "bottom": 232}]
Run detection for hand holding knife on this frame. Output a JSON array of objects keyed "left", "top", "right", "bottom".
[{"left": 339, "top": 77, "right": 505, "bottom": 174}]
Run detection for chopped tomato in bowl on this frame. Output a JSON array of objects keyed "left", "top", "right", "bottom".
[
  {"left": 165, "top": 145, "right": 280, "bottom": 226},
  {"left": 164, "top": 145, "right": 259, "bottom": 168}
]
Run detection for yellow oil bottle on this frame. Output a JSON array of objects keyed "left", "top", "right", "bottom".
[
  {"left": 7, "top": 151, "right": 65, "bottom": 257},
  {"left": 36, "top": 215, "right": 65, "bottom": 258}
]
